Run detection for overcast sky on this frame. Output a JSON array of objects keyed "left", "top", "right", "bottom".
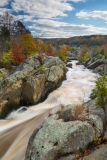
[{"left": 0, "top": 0, "right": 107, "bottom": 38}]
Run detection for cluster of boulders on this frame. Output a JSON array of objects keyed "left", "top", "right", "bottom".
[
  {"left": 25, "top": 100, "right": 107, "bottom": 160},
  {"left": 0, "top": 55, "right": 67, "bottom": 118},
  {"left": 84, "top": 56, "right": 107, "bottom": 75},
  {"left": 66, "top": 52, "right": 78, "bottom": 68},
  {"left": 25, "top": 53, "right": 107, "bottom": 160},
  {"left": 1, "top": 51, "right": 107, "bottom": 159}
]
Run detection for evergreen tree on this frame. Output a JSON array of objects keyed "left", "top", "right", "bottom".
[
  {"left": 0, "top": 25, "right": 10, "bottom": 53},
  {"left": 1, "top": 25, "right": 10, "bottom": 39}
]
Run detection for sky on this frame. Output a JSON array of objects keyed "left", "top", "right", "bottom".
[{"left": 0, "top": 0, "right": 107, "bottom": 38}]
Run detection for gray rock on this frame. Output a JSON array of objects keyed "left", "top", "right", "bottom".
[
  {"left": 93, "top": 64, "right": 107, "bottom": 75},
  {"left": 0, "top": 68, "right": 9, "bottom": 77},
  {"left": 0, "top": 55, "right": 66, "bottom": 118},
  {"left": 48, "top": 65, "right": 64, "bottom": 82},
  {"left": 87, "top": 114, "right": 103, "bottom": 136},
  {"left": 84, "top": 58, "right": 91, "bottom": 67},
  {"left": 58, "top": 154, "right": 75, "bottom": 160},
  {"left": 87, "top": 58, "right": 105, "bottom": 69},
  {"left": 43, "top": 56, "right": 64, "bottom": 68},
  {"left": 66, "top": 63, "right": 72, "bottom": 68},
  {"left": 13, "top": 55, "right": 41, "bottom": 73},
  {"left": 83, "top": 100, "right": 107, "bottom": 134},
  {"left": 67, "top": 56, "right": 77, "bottom": 62},
  {"left": 25, "top": 114, "right": 95, "bottom": 160}
]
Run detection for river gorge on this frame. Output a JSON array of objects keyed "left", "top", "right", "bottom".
[{"left": 0, "top": 61, "right": 98, "bottom": 160}]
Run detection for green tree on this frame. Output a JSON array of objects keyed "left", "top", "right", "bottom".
[
  {"left": 77, "top": 46, "right": 90, "bottom": 63},
  {"left": 0, "top": 25, "right": 10, "bottom": 53},
  {"left": 1, "top": 25, "right": 10, "bottom": 39},
  {"left": 93, "top": 74, "right": 107, "bottom": 131},
  {"left": 100, "top": 49, "right": 104, "bottom": 55},
  {"left": 93, "top": 75, "right": 107, "bottom": 106}
]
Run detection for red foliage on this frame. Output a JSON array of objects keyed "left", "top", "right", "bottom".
[{"left": 10, "top": 43, "right": 26, "bottom": 65}]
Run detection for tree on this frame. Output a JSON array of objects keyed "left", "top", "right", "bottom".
[
  {"left": 0, "top": 50, "right": 12, "bottom": 68},
  {"left": 100, "top": 49, "right": 104, "bottom": 55},
  {"left": 11, "top": 42, "right": 25, "bottom": 65},
  {"left": 46, "top": 43, "right": 55, "bottom": 56},
  {"left": 0, "top": 25, "right": 10, "bottom": 53},
  {"left": 56, "top": 45, "right": 68, "bottom": 61},
  {"left": 1, "top": 25, "right": 10, "bottom": 38},
  {"left": 93, "top": 75, "right": 107, "bottom": 106},
  {"left": 77, "top": 46, "right": 90, "bottom": 63},
  {"left": 19, "top": 34, "right": 37, "bottom": 57},
  {"left": 0, "top": 12, "right": 15, "bottom": 31},
  {"left": 93, "top": 74, "right": 107, "bottom": 131},
  {"left": 35, "top": 39, "right": 48, "bottom": 54}
]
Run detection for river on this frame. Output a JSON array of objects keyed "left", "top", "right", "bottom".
[{"left": 0, "top": 61, "right": 98, "bottom": 160}]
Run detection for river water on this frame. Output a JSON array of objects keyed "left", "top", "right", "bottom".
[{"left": 0, "top": 61, "right": 98, "bottom": 160}]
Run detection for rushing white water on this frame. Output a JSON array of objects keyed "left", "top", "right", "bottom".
[{"left": 0, "top": 61, "right": 98, "bottom": 160}]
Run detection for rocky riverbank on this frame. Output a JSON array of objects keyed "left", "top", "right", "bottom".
[
  {"left": 25, "top": 57, "right": 107, "bottom": 160},
  {"left": 0, "top": 55, "right": 67, "bottom": 119},
  {"left": 25, "top": 99, "right": 107, "bottom": 160}
]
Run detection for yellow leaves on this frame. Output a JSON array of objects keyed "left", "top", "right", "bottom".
[
  {"left": 0, "top": 50, "right": 12, "bottom": 64},
  {"left": 57, "top": 45, "right": 68, "bottom": 61},
  {"left": 19, "top": 34, "right": 37, "bottom": 57},
  {"left": 77, "top": 46, "right": 90, "bottom": 63},
  {"left": 36, "top": 39, "right": 48, "bottom": 53}
]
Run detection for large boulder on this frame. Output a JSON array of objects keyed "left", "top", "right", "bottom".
[
  {"left": 66, "top": 63, "right": 72, "bottom": 68},
  {"left": 0, "top": 55, "right": 66, "bottom": 118},
  {"left": 93, "top": 63, "right": 107, "bottom": 75},
  {"left": 25, "top": 114, "right": 95, "bottom": 160},
  {"left": 83, "top": 100, "right": 105, "bottom": 135},
  {"left": 84, "top": 55, "right": 107, "bottom": 72},
  {"left": 87, "top": 59, "right": 105, "bottom": 69},
  {"left": 25, "top": 100, "right": 107, "bottom": 160}
]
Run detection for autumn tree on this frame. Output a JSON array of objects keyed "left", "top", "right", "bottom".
[
  {"left": 77, "top": 46, "right": 90, "bottom": 63},
  {"left": 10, "top": 42, "right": 25, "bottom": 65},
  {"left": 19, "top": 34, "right": 37, "bottom": 57},
  {"left": 56, "top": 45, "right": 68, "bottom": 61},
  {"left": 46, "top": 43, "right": 55, "bottom": 56},
  {"left": 35, "top": 39, "right": 48, "bottom": 53},
  {"left": 0, "top": 50, "right": 12, "bottom": 68}
]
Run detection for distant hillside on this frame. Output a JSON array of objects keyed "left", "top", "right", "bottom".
[{"left": 43, "top": 35, "right": 107, "bottom": 47}]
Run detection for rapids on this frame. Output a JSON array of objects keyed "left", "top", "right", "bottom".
[{"left": 0, "top": 61, "right": 98, "bottom": 160}]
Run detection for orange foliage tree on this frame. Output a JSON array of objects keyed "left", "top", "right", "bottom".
[
  {"left": 19, "top": 34, "right": 37, "bottom": 57},
  {"left": 36, "top": 39, "right": 48, "bottom": 53},
  {"left": 10, "top": 43, "right": 25, "bottom": 65}
]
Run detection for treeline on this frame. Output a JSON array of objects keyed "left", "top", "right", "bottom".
[
  {"left": 77, "top": 44, "right": 107, "bottom": 63},
  {"left": 44, "top": 35, "right": 106, "bottom": 47}
]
